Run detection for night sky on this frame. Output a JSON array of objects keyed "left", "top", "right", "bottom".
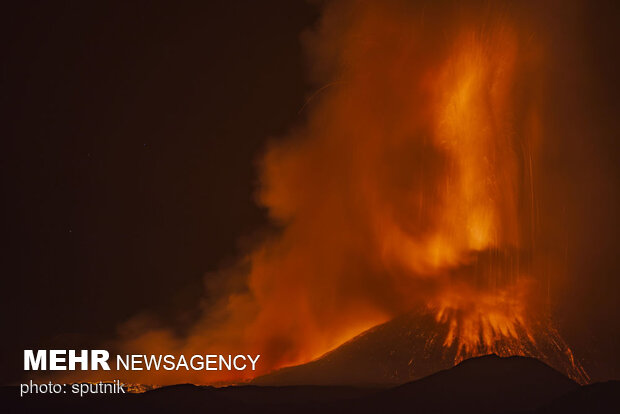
[
  {"left": 1, "top": 0, "right": 619, "bottom": 385},
  {"left": 2, "top": 1, "right": 317, "bottom": 384}
]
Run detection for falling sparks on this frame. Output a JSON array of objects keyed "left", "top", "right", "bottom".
[{"left": 61, "top": 0, "right": 588, "bottom": 386}]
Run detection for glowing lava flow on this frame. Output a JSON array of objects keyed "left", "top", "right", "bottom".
[{"left": 60, "top": 1, "right": 589, "bottom": 387}]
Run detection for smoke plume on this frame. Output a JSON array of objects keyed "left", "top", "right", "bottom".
[{"left": 74, "top": 0, "right": 592, "bottom": 385}]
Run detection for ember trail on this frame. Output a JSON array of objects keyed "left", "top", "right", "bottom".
[{"left": 79, "top": 0, "right": 589, "bottom": 386}]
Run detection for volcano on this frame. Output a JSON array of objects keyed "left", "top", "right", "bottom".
[{"left": 252, "top": 310, "right": 589, "bottom": 386}]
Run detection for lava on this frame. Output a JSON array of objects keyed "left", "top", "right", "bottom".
[{"left": 62, "top": 0, "right": 589, "bottom": 385}]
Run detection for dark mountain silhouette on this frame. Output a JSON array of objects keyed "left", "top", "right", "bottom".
[
  {"left": 253, "top": 310, "right": 589, "bottom": 386},
  {"left": 4, "top": 354, "right": 617, "bottom": 414},
  {"left": 348, "top": 354, "right": 579, "bottom": 414},
  {"left": 535, "top": 380, "right": 620, "bottom": 414}
]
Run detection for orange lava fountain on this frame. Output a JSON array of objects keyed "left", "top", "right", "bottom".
[{"left": 62, "top": 0, "right": 590, "bottom": 386}]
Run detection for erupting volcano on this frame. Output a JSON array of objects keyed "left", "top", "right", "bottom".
[
  {"left": 252, "top": 308, "right": 589, "bottom": 386},
  {"left": 98, "top": 0, "right": 589, "bottom": 386}
]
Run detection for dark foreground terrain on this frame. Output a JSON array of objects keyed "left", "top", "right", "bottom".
[{"left": 3, "top": 355, "right": 618, "bottom": 413}]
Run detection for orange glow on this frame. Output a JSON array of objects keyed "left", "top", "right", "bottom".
[
  {"left": 433, "top": 279, "right": 534, "bottom": 359},
  {"left": 61, "top": 1, "right": 588, "bottom": 385}
]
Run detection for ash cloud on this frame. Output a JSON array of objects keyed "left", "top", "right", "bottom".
[{"left": 83, "top": 0, "right": 614, "bottom": 384}]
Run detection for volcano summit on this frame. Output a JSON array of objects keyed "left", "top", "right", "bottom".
[{"left": 253, "top": 309, "right": 589, "bottom": 387}]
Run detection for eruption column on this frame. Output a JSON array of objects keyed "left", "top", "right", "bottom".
[{"left": 99, "top": 0, "right": 588, "bottom": 385}]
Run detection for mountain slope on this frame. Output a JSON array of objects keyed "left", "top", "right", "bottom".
[
  {"left": 536, "top": 380, "right": 620, "bottom": 414},
  {"left": 253, "top": 310, "right": 589, "bottom": 386},
  {"left": 349, "top": 355, "right": 579, "bottom": 414}
]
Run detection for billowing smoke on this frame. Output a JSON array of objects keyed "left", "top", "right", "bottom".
[{"left": 75, "top": 0, "right": 592, "bottom": 385}]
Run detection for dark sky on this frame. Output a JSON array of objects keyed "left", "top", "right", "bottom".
[
  {"left": 1, "top": 0, "right": 619, "bottom": 385},
  {"left": 1, "top": 1, "right": 318, "bottom": 384}
]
